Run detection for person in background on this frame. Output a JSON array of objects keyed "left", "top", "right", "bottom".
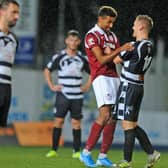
[
  {"left": 0, "top": 0, "right": 20, "bottom": 134},
  {"left": 44, "top": 30, "right": 91, "bottom": 159}
]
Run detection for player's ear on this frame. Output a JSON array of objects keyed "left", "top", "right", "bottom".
[
  {"left": 98, "top": 16, "right": 103, "bottom": 22},
  {"left": 139, "top": 25, "right": 144, "bottom": 31},
  {"left": 65, "top": 38, "right": 68, "bottom": 45},
  {"left": 78, "top": 39, "right": 81, "bottom": 45}
]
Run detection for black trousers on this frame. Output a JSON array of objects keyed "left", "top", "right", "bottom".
[{"left": 0, "top": 83, "right": 11, "bottom": 127}]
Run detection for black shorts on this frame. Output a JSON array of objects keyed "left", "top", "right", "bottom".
[
  {"left": 113, "top": 82, "right": 143, "bottom": 122},
  {"left": 54, "top": 92, "right": 83, "bottom": 120},
  {"left": 0, "top": 83, "right": 11, "bottom": 127}
]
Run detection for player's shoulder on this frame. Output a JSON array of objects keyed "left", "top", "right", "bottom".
[
  {"left": 51, "top": 49, "right": 66, "bottom": 61},
  {"left": 8, "top": 31, "right": 19, "bottom": 49},
  {"left": 9, "top": 31, "right": 18, "bottom": 42},
  {"left": 85, "top": 27, "right": 102, "bottom": 46},
  {"left": 59, "top": 49, "right": 67, "bottom": 56},
  {"left": 85, "top": 27, "right": 97, "bottom": 38},
  {"left": 86, "top": 25, "right": 96, "bottom": 34},
  {"left": 85, "top": 24, "right": 103, "bottom": 38},
  {"left": 77, "top": 50, "right": 82, "bottom": 56},
  {"left": 0, "top": 30, "right": 4, "bottom": 37},
  {"left": 0, "top": 30, "right": 18, "bottom": 47},
  {"left": 77, "top": 51, "right": 88, "bottom": 61},
  {"left": 137, "top": 39, "right": 153, "bottom": 49}
]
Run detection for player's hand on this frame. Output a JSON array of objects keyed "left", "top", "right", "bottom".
[
  {"left": 121, "top": 42, "right": 134, "bottom": 51},
  {"left": 80, "top": 85, "right": 89, "bottom": 93},
  {"left": 50, "top": 84, "right": 62, "bottom": 92}
]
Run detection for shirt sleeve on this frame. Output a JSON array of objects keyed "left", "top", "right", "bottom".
[
  {"left": 119, "top": 41, "right": 135, "bottom": 61},
  {"left": 85, "top": 33, "right": 99, "bottom": 50},
  {"left": 119, "top": 50, "right": 131, "bottom": 61},
  {"left": 138, "top": 41, "right": 152, "bottom": 59},
  {"left": 46, "top": 54, "right": 59, "bottom": 71}
]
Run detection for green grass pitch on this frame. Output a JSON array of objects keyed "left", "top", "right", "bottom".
[{"left": 0, "top": 146, "right": 167, "bottom": 168}]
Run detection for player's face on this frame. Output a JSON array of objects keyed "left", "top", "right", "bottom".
[
  {"left": 1, "top": 3, "right": 20, "bottom": 28},
  {"left": 99, "top": 16, "right": 116, "bottom": 31},
  {"left": 65, "top": 35, "right": 81, "bottom": 51},
  {"left": 132, "top": 19, "right": 141, "bottom": 37}
]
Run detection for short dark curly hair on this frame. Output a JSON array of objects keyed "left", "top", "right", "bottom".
[{"left": 98, "top": 6, "right": 117, "bottom": 18}]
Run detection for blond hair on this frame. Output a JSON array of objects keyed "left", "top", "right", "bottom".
[{"left": 136, "top": 15, "right": 153, "bottom": 32}]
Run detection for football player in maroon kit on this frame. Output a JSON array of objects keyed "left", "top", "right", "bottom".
[{"left": 80, "top": 6, "right": 133, "bottom": 167}]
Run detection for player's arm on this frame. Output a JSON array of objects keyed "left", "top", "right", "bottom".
[
  {"left": 43, "top": 55, "right": 62, "bottom": 92},
  {"left": 91, "top": 42, "right": 133, "bottom": 65},
  {"left": 80, "top": 75, "right": 92, "bottom": 93},
  {"left": 43, "top": 68, "right": 54, "bottom": 89},
  {"left": 80, "top": 56, "right": 92, "bottom": 92},
  {"left": 113, "top": 56, "right": 123, "bottom": 64},
  {"left": 103, "top": 46, "right": 122, "bottom": 64},
  {"left": 43, "top": 68, "right": 62, "bottom": 92},
  {"left": 113, "top": 48, "right": 133, "bottom": 64}
]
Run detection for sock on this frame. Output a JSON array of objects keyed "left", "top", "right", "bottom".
[
  {"left": 100, "top": 122, "right": 116, "bottom": 154},
  {"left": 98, "top": 153, "right": 107, "bottom": 159},
  {"left": 85, "top": 122, "right": 103, "bottom": 151},
  {"left": 135, "top": 126, "right": 154, "bottom": 154},
  {"left": 82, "top": 149, "right": 91, "bottom": 155},
  {"left": 124, "top": 129, "right": 135, "bottom": 162},
  {"left": 72, "top": 129, "right": 81, "bottom": 152},
  {"left": 52, "top": 127, "right": 62, "bottom": 151}
]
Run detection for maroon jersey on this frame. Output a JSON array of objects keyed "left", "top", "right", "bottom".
[{"left": 85, "top": 24, "right": 120, "bottom": 81}]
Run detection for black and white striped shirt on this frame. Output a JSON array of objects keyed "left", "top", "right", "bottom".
[
  {"left": 119, "top": 40, "right": 153, "bottom": 85},
  {"left": 0, "top": 31, "right": 18, "bottom": 84},
  {"left": 46, "top": 50, "right": 90, "bottom": 99}
]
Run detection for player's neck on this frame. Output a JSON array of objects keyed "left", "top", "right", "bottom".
[
  {"left": 136, "top": 33, "right": 148, "bottom": 41},
  {"left": 0, "top": 20, "right": 9, "bottom": 34},
  {"left": 97, "top": 23, "right": 106, "bottom": 32},
  {"left": 66, "top": 48, "right": 77, "bottom": 56}
]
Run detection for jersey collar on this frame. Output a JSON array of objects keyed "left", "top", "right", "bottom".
[{"left": 94, "top": 24, "right": 106, "bottom": 35}]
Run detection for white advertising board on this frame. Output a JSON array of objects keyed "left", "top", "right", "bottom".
[{"left": 8, "top": 69, "right": 168, "bottom": 147}]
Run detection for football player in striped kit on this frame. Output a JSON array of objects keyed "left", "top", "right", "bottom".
[
  {"left": 113, "top": 15, "right": 160, "bottom": 168},
  {"left": 0, "top": 0, "right": 20, "bottom": 134},
  {"left": 44, "top": 30, "right": 92, "bottom": 159}
]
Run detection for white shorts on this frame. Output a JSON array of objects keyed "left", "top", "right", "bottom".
[{"left": 92, "top": 75, "right": 120, "bottom": 108}]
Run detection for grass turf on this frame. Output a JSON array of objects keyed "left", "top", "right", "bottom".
[{"left": 0, "top": 146, "right": 166, "bottom": 168}]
